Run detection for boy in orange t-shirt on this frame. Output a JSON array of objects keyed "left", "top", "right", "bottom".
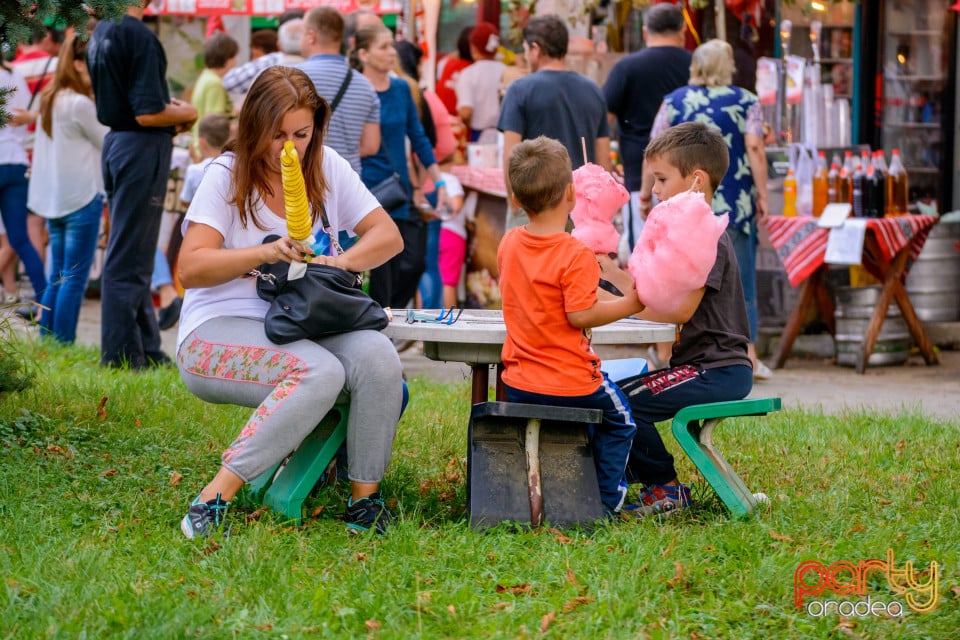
[{"left": 497, "top": 136, "right": 645, "bottom": 515}]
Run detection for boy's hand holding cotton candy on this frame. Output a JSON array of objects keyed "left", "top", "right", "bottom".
[
  {"left": 628, "top": 191, "right": 728, "bottom": 314},
  {"left": 570, "top": 163, "right": 629, "bottom": 255}
]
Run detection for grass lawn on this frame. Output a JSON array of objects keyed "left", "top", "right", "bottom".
[{"left": 1, "top": 338, "right": 957, "bottom": 639}]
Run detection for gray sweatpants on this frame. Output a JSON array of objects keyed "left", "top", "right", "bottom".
[{"left": 177, "top": 316, "right": 403, "bottom": 484}]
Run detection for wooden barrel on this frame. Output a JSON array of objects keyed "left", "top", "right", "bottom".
[
  {"left": 905, "top": 221, "right": 960, "bottom": 322},
  {"left": 834, "top": 286, "right": 910, "bottom": 367}
]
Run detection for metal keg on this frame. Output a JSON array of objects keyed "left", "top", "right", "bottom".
[
  {"left": 834, "top": 286, "right": 910, "bottom": 367},
  {"left": 905, "top": 221, "right": 960, "bottom": 322}
]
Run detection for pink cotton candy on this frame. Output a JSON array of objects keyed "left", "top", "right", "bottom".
[
  {"left": 628, "top": 191, "right": 728, "bottom": 314},
  {"left": 570, "top": 163, "right": 629, "bottom": 255}
]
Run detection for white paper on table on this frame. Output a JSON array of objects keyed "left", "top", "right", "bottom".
[
  {"left": 818, "top": 202, "right": 852, "bottom": 228},
  {"left": 825, "top": 218, "right": 867, "bottom": 265}
]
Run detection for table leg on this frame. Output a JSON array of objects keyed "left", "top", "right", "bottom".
[
  {"left": 495, "top": 363, "right": 506, "bottom": 401},
  {"left": 773, "top": 272, "right": 817, "bottom": 369},
  {"left": 857, "top": 240, "right": 939, "bottom": 372},
  {"left": 471, "top": 364, "right": 489, "bottom": 405}
]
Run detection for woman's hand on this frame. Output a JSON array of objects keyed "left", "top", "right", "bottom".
[{"left": 263, "top": 236, "right": 312, "bottom": 265}]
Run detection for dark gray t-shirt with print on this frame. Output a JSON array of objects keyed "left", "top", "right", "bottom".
[{"left": 670, "top": 232, "right": 752, "bottom": 370}]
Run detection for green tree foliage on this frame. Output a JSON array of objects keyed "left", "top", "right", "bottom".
[{"left": 1, "top": 0, "right": 136, "bottom": 122}]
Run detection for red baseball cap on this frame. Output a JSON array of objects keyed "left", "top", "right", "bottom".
[{"left": 469, "top": 22, "right": 500, "bottom": 56}]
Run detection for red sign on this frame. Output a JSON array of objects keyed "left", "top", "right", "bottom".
[{"left": 146, "top": 0, "right": 399, "bottom": 16}]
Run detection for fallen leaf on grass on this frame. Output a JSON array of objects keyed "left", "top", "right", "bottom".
[
  {"left": 666, "top": 562, "right": 684, "bottom": 590},
  {"left": 134, "top": 419, "right": 142, "bottom": 428},
  {"left": 354, "top": 552, "right": 366, "bottom": 562},
  {"left": 895, "top": 439, "right": 906, "bottom": 451},
  {"left": 554, "top": 533, "right": 573, "bottom": 544},
  {"left": 365, "top": 620, "right": 381, "bottom": 630},
  {"left": 310, "top": 505, "right": 325, "bottom": 518},
  {"left": 540, "top": 611, "right": 556, "bottom": 633},
  {"left": 97, "top": 397, "right": 108, "bottom": 420},
  {"left": 495, "top": 583, "right": 531, "bottom": 595},
  {"left": 491, "top": 602, "right": 511, "bottom": 611},
  {"left": 245, "top": 507, "right": 268, "bottom": 522},
  {"left": 203, "top": 540, "right": 220, "bottom": 555},
  {"left": 447, "top": 605, "right": 456, "bottom": 617},
  {"left": 565, "top": 569, "right": 578, "bottom": 586},
  {"left": 844, "top": 525, "right": 866, "bottom": 536},
  {"left": 169, "top": 471, "right": 183, "bottom": 487},
  {"left": 100, "top": 469, "right": 119, "bottom": 478},
  {"left": 950, "top": 586, "right": 960, "bottom": 597},
  {"left": 46, "top": 445, "right": 72, "bottom": 458},
  {"left": 768, "top": 529, "right": 794, "bottom": 543},
  {"left": 562, "top": 596, "right": 593, "bottom": 612}
]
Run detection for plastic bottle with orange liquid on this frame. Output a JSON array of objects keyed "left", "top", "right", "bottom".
[
  {"left": 827, "top": 162, "right": 840, "bottom": 204},
  {"left": 812, "top": 151, "right": 829, "bottom": 217},
  {"left": 839, "top": 151, "right": 854, "bottom": 204},
  {"left": 782, "top": 169, "right": 797, "bottom": 217},
  {"left": 886, "top": 149, "right": 909, "bottom": 216}
]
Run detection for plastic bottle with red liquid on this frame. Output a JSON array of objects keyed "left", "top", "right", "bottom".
[
  {"left": 865, "top": 150, "right": 886, "bottom": 218},
  {"left": 850, "top": 152, "right": 866, "bottom": 217}
]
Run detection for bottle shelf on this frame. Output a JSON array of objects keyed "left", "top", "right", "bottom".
[
  {"left": 887, "top": 30, "right": 942, "bottom": 36},
  {"left": 903, "top": 167, "right": 940, "bottom": 174},
  {"left": 884, "top": 74, "right": 946, "bottom": 82},
  {"left": 884, "top": 122, "right": 941, "bottom": 128}
]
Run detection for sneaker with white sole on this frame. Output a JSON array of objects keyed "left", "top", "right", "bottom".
[
  {"left": 343, "top": 492, "right": 394, "bottom": 534},
  {"left": 181, "top": 493, "right": 230, "bottom": 538},
  {"left": 623, "top": 483, "right": 692, "bottom": 517},
  {"left": 753, "top": 360, "right": 773, "bottom": 381}
]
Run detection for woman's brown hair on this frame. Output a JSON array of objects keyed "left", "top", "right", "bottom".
[
  {"left": 38, "top": 34, "right": 92, "bottom": 138},
  {"left": 227, "top": 66, "right": 330, "bottom": 230}
]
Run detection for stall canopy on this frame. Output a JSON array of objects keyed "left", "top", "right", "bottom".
[{"left": 146, "top": 0, "right": 400, "bottom": 16}]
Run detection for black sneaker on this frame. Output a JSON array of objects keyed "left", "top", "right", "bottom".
[
  {"left": 181, "top": 493, "right": 230, "bottom": 538},
  {"left": 343, "top": 492, "right": 394, "bottom": 534},
  {"left": 158, "top": 297, "right": 183, "bottom": 331}
]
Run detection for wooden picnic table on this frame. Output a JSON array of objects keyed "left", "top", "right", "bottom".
[{"left": 383, "top": 309, "right": 676, "bottom": 404}]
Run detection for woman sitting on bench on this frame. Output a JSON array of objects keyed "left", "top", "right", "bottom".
[{"left": 175, "top": 67, "right": 405, "bottom": 538}]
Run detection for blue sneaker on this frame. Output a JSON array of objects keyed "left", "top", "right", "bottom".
[
  {"left": 623, "top": 483, "right": 691, "bottom": 517},
  {"left": 181, "top": 493, "right": 230, "bottom": 538},
  {"left": 343, "top": 492, "right": 394, "bottom": 534}
]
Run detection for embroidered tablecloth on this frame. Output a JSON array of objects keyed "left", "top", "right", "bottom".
[
  {"left": 766, "top": 215, "right": 938, "bottom": 287},
  {"left": 450, "top": 165, "right": 507, "bottom": 199}
]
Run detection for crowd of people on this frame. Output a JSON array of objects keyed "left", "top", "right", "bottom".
[{"left": 1, "top": 3, "right": 772, "bottom": 537}]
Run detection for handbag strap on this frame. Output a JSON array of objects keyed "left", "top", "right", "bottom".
[
  {"left": 26, "top": 56, "right": 54, "bottom": 110},
  {"left": 329, "top": 68, "right": 352, "bottom": 113}
]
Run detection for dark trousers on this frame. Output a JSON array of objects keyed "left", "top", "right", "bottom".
[
  {"left": 618, "top": 364, "right": 753, "bottom": 486},
  {"left": 369, "top": 218, "right": 426, "bottom": 309},
  {"left": 505, "top": 375, "right": 636, "bottom": 512},
  {"left": 100, "top": 130, "right": 173, "bottom": 368}
]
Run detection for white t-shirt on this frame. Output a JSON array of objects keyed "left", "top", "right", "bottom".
[
  {"left": 0, "top": 67, "right": 30, "bottom": 166},
  {"left": 437, "top": 172, "right": 469, "bottom": 239},
  {"left": 455, "top": 59, "right": 506, "bottom": 133},
  {"left": 179, "top": 157, "right": 214, "bottom": 205},
  {"left": 27, "top": 89, "right": 108, "bottom": 218},
  {"left": 176, "top": 146, "right": 381, "bottom": 348}
]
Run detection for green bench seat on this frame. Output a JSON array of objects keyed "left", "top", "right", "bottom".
[
  {"left": 246, "top": 402, "right": 349, "bottom": 524},
  {"left": 671, "top": 397, "right": 781, "bottom": 516}
]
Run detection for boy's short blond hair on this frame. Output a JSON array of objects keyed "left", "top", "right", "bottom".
[
  {"left": 507, "top": 136, "right": 572, "bottom": 215},
  {"left": 197, "top": 113, "right": 232, "bottom": 151},
  {"left": 644, "top": 122, "right": 729, "bottom": 192}
]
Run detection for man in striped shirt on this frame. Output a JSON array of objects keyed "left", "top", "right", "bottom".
[{"left": 297, "top": 6, "right": 380, "bottom": 174}]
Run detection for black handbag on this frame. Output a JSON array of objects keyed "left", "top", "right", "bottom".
[
  {"left": 252, "top": 233, "right": 389, "bottom": 344},
  {"left": 370, "top": 172, "right": 409, "bottom": 212}
]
